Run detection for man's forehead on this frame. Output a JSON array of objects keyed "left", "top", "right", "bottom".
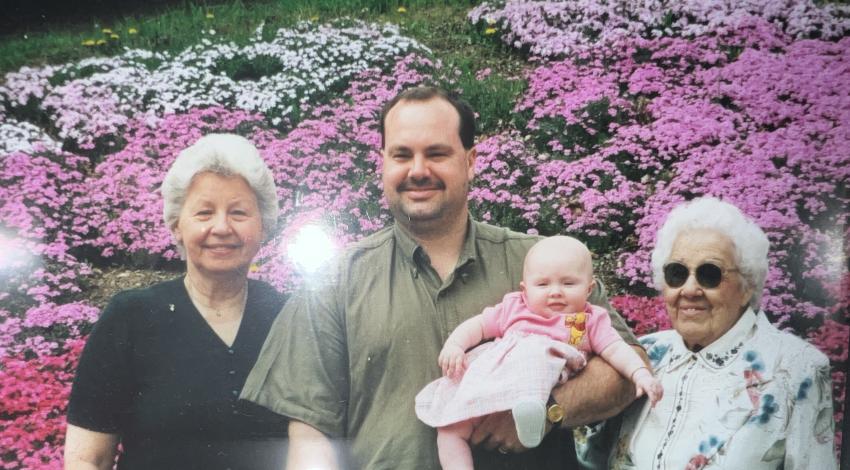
[
  {"left": 383, "top": 98, "right": 462, "bottom": 148},
  {"left": 386, "top": 97, "right": 459, "bottom": 123},
  {"left": 384, "top": 143, "right": 455, "bottom": 153}
]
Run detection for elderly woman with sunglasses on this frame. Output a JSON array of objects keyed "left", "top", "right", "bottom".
[
  {"left": 608, "top": 197, "right": 836, "bottom": 470},
  {"left": 64, "top": 134, "right": 288, "bottom": 469}
]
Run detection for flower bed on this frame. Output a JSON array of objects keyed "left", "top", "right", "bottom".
[{"left": 1, "top": 6, "right": 848, "bottom": 466}]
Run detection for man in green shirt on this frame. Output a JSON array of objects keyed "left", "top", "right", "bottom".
[{"left": 241, "top": 86, "right": 646, "bottom": 469}]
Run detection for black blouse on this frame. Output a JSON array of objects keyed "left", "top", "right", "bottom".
[{"left": 67, "top": 278, "right": 289, "bottom": 470}]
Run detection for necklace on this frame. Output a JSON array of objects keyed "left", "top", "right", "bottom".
[{"left": 184, "top": 275, "right": 248, "bottom": 319}]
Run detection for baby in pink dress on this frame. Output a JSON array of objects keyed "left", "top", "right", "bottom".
[{"left": 415, "top": 236, "right": 662, "bottom": 470}]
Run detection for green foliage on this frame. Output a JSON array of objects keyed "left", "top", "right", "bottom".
[
  {"left": 0, "top": 1, "right": 526, "bottom": 141},
  {"left": 0, "top": 1, "right": 480, "bottom": 74},
  {"left": 439, "top": 63, "right": 527, "bottom": 135},
  {"left": 519, "top": 97, "right": 623, "bottom": 160},
  {"left": 212, "top": 54, "right": 284, "bottom": 81}
]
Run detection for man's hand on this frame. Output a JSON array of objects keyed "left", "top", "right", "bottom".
[
  {"left": 438, "top": 342, "right": 467, "bottom": 378},
  {"left": 469, "top": 411, "right": 529, "bottom": 453}
]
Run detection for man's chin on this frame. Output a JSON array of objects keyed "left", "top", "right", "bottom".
[
  {"left": 399, "top": 211, "right": 442, "bottom": 224},
  {"left": 390, "top": 202, "right": 442, "bottom": 223}
]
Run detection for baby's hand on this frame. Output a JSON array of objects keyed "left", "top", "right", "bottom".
[
  {"left": 632, "top": 367, "right": 664, "bottom": 407},
  {"left": 438, "top": 342, "right": 467, "bottom": 379}
]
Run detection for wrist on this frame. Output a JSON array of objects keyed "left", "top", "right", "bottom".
[
  {"left": 546, "top": 395, "right": 565, "bottom": 427},
  {"left": 445, "top": 340, "right": 465, "bottom": 350},
  {"left": 630, "top": 366, "right": 651, "bottom": 380}
]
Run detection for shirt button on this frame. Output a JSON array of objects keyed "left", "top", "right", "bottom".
[
  {"left": 228, "top": 370, "right": 236, "bottom": 375},
  {"left": 228, "top": 349, "right": 234, "bottom": 355},
  {"left": 232, "top": 390, "right": 239, "bottom": 396}
]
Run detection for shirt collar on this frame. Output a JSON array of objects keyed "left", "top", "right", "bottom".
[
  {"left": 666, "top": 307, "right": 757, "bottom": 371},
  {"left": 392, "top": 222, "right": 420, "bottom": 264},
  {"left": 392, "top": 215, "right": 479, "bottom": 269}
]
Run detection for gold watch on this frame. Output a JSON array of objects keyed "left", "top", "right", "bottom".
[{"left": 546, "top": 396, "right": 565, "bottom": 425}]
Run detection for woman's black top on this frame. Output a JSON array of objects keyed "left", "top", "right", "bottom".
[{"left": 67, "top": 278, "right": 289, "bottom": 470}]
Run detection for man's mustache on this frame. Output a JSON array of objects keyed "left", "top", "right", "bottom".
[{"left": 398, "top": 179, "right": 446, "bottom": 191}]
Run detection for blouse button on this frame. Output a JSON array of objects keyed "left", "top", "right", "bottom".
[
  {"left": 232, "top": 389, "right": 239, "bottom": 396},
  {"left": 228, "top": 349, "right": 235, "bottom": 355}
]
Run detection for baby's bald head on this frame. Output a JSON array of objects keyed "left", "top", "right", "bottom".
[{"left": 523, "top": 236, "right": 594, "bottom": 283}]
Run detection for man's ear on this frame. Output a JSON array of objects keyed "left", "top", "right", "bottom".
[{"left": 466, "top": 147, "right": 477, "bottom": 181}]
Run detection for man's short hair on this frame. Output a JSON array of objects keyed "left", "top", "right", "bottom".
[{"left": 379, "top": 86, "right": 476, "bottom": 150}]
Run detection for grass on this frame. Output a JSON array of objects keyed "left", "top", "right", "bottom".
[
  {"left": 0, "top": 0, "right": 478, "bottom": 73},
  {"left": 0, "top": 0, "right": 528, "bottom": 136}
]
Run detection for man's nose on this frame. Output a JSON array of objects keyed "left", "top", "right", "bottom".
[{"left": 408, "top": 154, "right": 430, "bottom": 179}]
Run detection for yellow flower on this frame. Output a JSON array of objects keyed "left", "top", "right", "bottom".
[
  {"left": 101, "top": 28, "right": 113, "bottom": 34},
  {"left": 206, "top": 12, "right": 215, "bottom": 19},
  {"left": 81, "top": 39, "right": 96, "bottom": 46},
  {"left": 309, "top": 15, "right": 319, "bottom": 22},
  {"left": 485, "top": 27, "right": 498, "bottom": 35},
  {"left": 397, "top": 6, "right": 407, "bottom": 13},
  {"left": 96, "top": 39, "right": 107, "bottom": 45},
  {"left": 110, "top": 33, "right": 119, "bottom": 40},
  {"left": 128, "top": 27, "right": 138, "bottom": 35},
  {"left": 249, "top": 263, "right": 260, "bottom": 273}
]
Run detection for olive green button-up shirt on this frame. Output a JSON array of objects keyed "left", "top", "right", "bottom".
[{"left": 241, "top": 219, "right": 637, "bottom": 469}]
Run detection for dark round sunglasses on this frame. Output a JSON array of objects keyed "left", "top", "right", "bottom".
[{"left": 663, "top": 262, "right": 738, "bottom": 289}]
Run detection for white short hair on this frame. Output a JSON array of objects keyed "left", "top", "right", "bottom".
[
  {"left": 161, "top": 134, "right": 278, "bottom": 256},
  {"left": 650, "top": 197, "right": 769, "bottom": 310}
]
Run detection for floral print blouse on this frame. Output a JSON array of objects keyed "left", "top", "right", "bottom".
[{"left": 610, "top": 309, "right": 836, "bottom": 470}]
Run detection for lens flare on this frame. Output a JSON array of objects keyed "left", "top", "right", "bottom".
[
  {"left": 287, "top": 224, "right": 337, "bottom": 274},
  {"left": 0, "top": 232, "right": 34, "bottom": 275}
]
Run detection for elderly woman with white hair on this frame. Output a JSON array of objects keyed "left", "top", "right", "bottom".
[
  {"left": 609, "top": 197, "right": 836, "bottom": 469},
  {"left": 64, "top": 134, "right": 288, "bottom": 469}
]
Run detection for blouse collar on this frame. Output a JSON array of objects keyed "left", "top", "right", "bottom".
[{"left": 665, "top": 308, "right": 757, "bottom": 371}]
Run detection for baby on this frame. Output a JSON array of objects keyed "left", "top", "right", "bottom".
[{"left": 415, "top": 236, "right": 662, "bottom": 470}]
